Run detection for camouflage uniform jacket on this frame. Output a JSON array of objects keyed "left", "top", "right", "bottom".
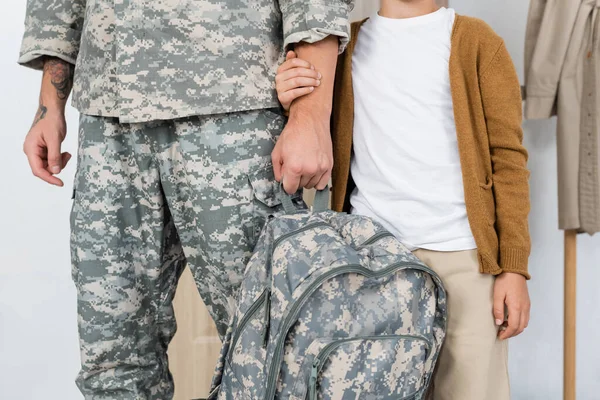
[{"left": 18, "top": 0, "right": 353, "bottom": 123}]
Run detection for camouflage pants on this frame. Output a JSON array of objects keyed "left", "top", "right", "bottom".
[{"left": 70, "top": 109, "right": 291, "bottom": 399}]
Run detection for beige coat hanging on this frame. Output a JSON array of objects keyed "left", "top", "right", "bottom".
[{"left": 525, "top": 0, "right": 600, "bottom": 235}]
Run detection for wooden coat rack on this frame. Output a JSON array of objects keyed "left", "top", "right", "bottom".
[
  {"left": 564, "top": 229, "right": 577, "bottom": 400},
  {"left": 517, "top": 79, "right": 576, "bottom": 399}
]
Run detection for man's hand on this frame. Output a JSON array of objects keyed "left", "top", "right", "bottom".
[
  {"left": 272, "top": 109, "right": 332, "bottom": 193},
  {"left": 24, "top": 57, "right": 74, "bottom": 186},
  {"left": 24, "top": 106, "right": 71, "bottom": 186},
  {"left": 494, "top": 272, "right": 531, "bottom": 340}
]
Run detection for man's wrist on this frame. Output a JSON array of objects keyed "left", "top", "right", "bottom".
[
  {"left": 288, "top": 103, "right": 332, "bottom": 122},
  {"left": 39, "top": 98, "right": 67, "bottom": 114}
]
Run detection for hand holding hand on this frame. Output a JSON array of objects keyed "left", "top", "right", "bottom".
[{"left": 275, "top": 51, "right": 321, "bottom": 111}]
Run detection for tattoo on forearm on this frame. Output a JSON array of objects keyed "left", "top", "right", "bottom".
[
  {"left": 44, "top": 58, "right": 74, "bottom": 100},
  {"left": 32, "top": 103, "right": 48, "bottom": 128}
]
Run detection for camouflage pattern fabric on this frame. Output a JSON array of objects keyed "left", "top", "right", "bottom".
[
  {"left": 214, "top": 204, "right": 447, "bottom": 400},
  {"left": 18, "top": 0, "right": 353, "bottom": 123},
  {"left": 70, "top": 109, "right": 303, "bottom": 399}
]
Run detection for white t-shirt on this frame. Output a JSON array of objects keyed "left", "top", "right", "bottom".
[{"left": 349, "top": 7, "right": 476, "bottom": 251}]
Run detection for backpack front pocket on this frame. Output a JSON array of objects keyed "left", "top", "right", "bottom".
[{"left": 291, "top": 335, "right": 431, "bottom": 400}]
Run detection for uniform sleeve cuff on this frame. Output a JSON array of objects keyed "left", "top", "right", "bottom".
[
  {"left": 18, "top": 49, "right": 78, "bottom": 71},
  {"left": 281, "top": 1, "right": 352, "bottom": 54},
  {"left": 499, "top": 247, "right": 531, "bottom": 280},
  {"left": 18, "top": 27, "right": 81, "bottom": 70}
]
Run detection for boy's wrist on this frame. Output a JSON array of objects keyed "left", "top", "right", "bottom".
[
  {"left": 499, "top": 247, "right": 531, "bottom": 280},
  {"left": 498, "top": 271, "right": 527, "bottom": 281}
]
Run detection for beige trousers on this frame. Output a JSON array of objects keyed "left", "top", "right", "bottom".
[{"left": 414, "top": 249, "right": 510, "bottom": 400}]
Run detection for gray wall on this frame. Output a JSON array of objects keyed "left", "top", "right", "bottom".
[{"left": 350, "top": 1, "right": 377, "bottom": 20}]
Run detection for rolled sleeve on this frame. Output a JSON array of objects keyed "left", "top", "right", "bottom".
[
  {"left": 280, "top": 0, "right": 353, "bottom": 54},
  {"left": 18, "top": 0, "right": 84, "bottom": 70}
]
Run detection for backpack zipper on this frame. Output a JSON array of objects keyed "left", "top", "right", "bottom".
[
  {"left": 273, "top": 222, "right": 394, "bottom": 252},
  {"left": 355, "top": 231, "right": 395, "bottom": 249},
  {"left": 272, "top": 221, "right": 330, "bottom": 250},
  {"left": 307, "top": 334, "right": 431, "bottom": 400},
  {"left": 262, "top": 288, "right": 271, "bottom": 347},
  {"left": 228, "top": 287, "right": 269, "bottom": 364},
  {"left": 264, "top": 260, "right": 438, "bottom": 400}
]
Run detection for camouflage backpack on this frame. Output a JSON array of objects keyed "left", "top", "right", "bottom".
[{"left": 212, "top": 188, "right": 447, "bottom": 400}]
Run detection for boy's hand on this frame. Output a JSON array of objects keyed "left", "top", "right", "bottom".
[
  {"left": 275, "top": 51, "right": 321, "bottom": 111},
  {"left": 493, "top": 272, "right": 531, "bottom": 340}
]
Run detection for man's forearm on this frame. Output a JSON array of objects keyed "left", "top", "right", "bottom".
[
  {"left": 289, "top": 36, "right": 339, "bottom": 121},
  {"left": 44, "top": 58, "right": 74, "bottom": 102},
  {"left": 33, "top": 57, "right": 74, "bottom": 127}
]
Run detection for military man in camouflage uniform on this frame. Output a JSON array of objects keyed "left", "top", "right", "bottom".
[{"left": 19, "top": 0, "right": 352, "bottom": 398}]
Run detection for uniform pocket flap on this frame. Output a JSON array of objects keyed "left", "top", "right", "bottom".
[
  {"left": 248, "top": 164, "right": 282, "bottom": 208},
  {"left": 248, "top": 164, "right": 301, "bottom": 208}
]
